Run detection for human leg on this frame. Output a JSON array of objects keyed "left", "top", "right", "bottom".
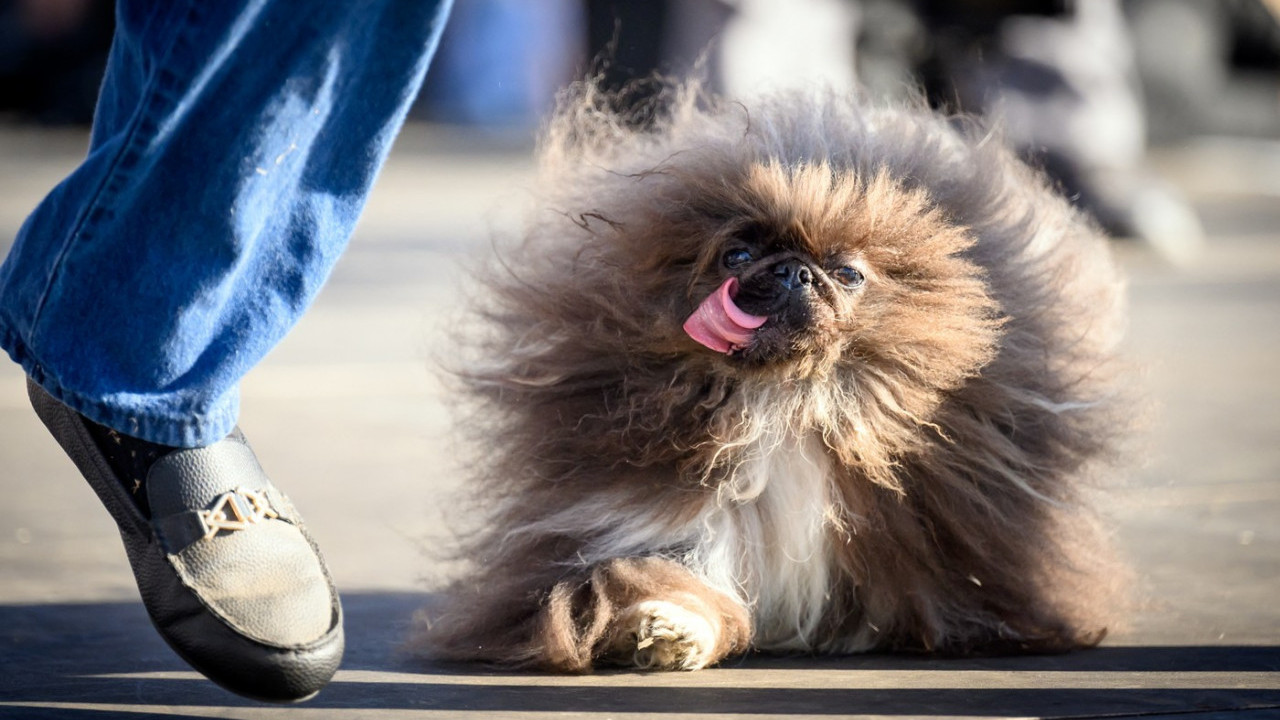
[
  {"left": 0, "top": 0, "right": 453, "bottom": 447},
  {"left": 2, "top": 0, "right": 453, "bottom": 701}
]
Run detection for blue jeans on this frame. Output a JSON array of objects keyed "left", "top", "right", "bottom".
[{"left": 0, "top": 0, "right": 452, "bottom": 447}]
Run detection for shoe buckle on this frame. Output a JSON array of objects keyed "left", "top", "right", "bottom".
[{"left": 197, "top": 488, "right": 279, "bottom": 540}]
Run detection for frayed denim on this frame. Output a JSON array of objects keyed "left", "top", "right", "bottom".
[{"left": 0, "top": 0, "right": 452, "bottom": 446}]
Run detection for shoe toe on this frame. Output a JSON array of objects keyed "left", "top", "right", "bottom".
[
  {"left": 172, "top": 520, "right": 337, "bottom": 646},
  {"left": 145, "top": 439, "right": 343, "bottom": 701}
]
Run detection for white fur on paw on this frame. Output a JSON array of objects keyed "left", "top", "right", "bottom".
[{"left": 614, "top": 600, "right": 718, "bottom": 671}]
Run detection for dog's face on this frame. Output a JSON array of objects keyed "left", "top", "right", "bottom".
[
  {"left": 675, "top": 162, "right": 1002, "bottom": 387},
  {"left": 691, "top": 217, "right": 863, "bottom": 368}
]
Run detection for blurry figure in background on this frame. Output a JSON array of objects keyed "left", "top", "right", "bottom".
[
  {"left": 940, "top": 0, "right": 1204, "bottom": 263},
  {"left": 850, "top": 0, "right": 1210, "bottom": 263},
  {"left": 1125, "top": 0, "right": 1280, "bottom": 143},
  {"left": 420, "top": 0, "right": 583, "bottom": 128},
  {"left": 849, "top": 0, "right": 1280, "bottom": 261}
]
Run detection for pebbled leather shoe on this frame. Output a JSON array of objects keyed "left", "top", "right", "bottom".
[{"left": 28, "top": 378, "right": 344, "bottom": 703}]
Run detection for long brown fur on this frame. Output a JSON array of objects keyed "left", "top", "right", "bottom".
[{"left": 415, "top": 80, "right": 1130, "bottom": 672}]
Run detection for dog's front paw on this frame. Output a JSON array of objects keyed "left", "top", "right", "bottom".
[{"left": 609, "top": 600, "right": 719, "bottom": 671}]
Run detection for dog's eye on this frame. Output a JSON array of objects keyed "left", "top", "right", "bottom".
[
  {"left": 832, "top": 266, "right": 865, "bottom": 288},
  {"left": 723, "top": 249, "right": 754, "bottom": 269}
]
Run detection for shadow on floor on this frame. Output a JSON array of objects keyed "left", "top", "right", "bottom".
[{"left": 1, "top": 592, "right": 1278, "bottom": 718}]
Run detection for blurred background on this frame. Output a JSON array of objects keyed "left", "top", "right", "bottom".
[
  {"left": 4, "top": 0, "right": 1279, "bottom": 258},
  {"left": 0, "top": 3, "right": 1278, "bottom": 712}
]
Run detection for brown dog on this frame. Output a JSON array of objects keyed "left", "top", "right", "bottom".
[{"left": 418, "top": 82, "right": 1130, "bottom": 672}]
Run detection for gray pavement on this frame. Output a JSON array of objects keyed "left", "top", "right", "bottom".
[{"left": 0, "top": 125, "right": 1277, "bottom": 719}]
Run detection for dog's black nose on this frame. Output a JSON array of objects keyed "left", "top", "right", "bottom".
[{"left": 773, "top": 259, "right": 814, "bottom": 290}]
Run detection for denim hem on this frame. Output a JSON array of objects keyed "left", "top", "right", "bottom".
[{"left": 2, "top": 320, "right": 238, "bottom": 448}]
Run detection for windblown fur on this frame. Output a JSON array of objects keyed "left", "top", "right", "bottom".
[{"left": 417, "top": 81, "right": 1130, "bottom": 672}]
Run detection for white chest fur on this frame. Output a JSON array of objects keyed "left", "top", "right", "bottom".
[{"left": 683, "top": 431, "right": 837, "bottom": 650}]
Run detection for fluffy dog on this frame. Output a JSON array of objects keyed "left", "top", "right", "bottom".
[{"left": 419, "top": 81, "right": 1129, "bottom": 672}]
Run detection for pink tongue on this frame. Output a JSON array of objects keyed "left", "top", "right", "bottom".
[{"left": 683, "top": 278, "right": 769, "bottom": 354}]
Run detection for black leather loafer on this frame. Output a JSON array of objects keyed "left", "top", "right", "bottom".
[{"left": 28, "top": 379, "right": 344, "bottom": 703}]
